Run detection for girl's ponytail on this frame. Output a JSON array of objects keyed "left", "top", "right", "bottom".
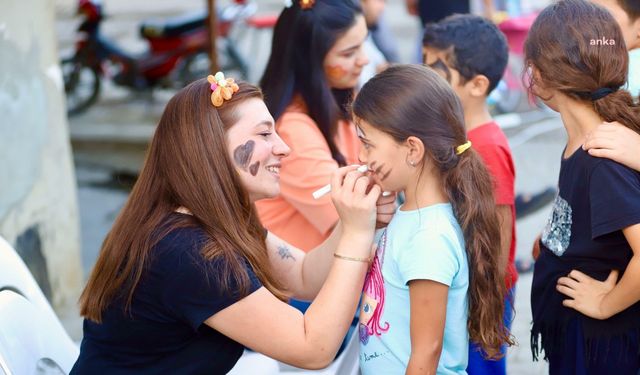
[
  {"left": 592, "top": 89, "right": 640, "bottom": 133},
  {"left": 444, "top": 149, "right": 514, "bottom": 358}
]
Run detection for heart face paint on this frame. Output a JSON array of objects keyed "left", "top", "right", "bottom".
[
  {"left": 233, "top": 140, "right": 255, "bottom": 170},
  {"left": 225, "top": 98, "right": 290, "bottom": 202},
  {"left": 249, "top": 162, "right": 260, "bottom": 176},
  {"left": 233, "top": 141, "right": 263, "bottom": 177}
]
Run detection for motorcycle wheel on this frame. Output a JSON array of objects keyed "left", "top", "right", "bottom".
[
  {"left": 176, "top": 51, "right": 211, "bottom": 88},
  {"left": 62, "top": 57, "right": 100, "bottom": 116},
  {"left": 177, "top": 44, "right": 249, "bottom": 89}
]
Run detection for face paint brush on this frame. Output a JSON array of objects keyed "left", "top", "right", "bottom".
[
  {"left": 312, "top": 165, "right": 369, "bottom": 199},
  {"left": 312, "top": 165, "right": 392, "bottom": 199}
]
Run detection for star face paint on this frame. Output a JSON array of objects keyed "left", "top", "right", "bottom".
[{"left": 225, "top": 98, "right": 291, "bottom": 202}]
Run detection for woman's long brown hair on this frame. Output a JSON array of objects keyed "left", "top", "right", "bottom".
[
  {"left": 80, "top": 79, "right": 287, "bottom": 323},
  {"left": 353, "top": 64, "right": 513, "bottom": 358},
  {"left": 524, "top": 0, "right": 640, "bottom": 132}
]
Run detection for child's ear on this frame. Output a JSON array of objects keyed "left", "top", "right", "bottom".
[
  {"left": 405, "top": 136, "right": 425, "bottom": 165},
  {"left": 530, "top": 67, "right": 553, "bottom": 100},
  {"left": 468, "top": 74, "right": 491, "bottom": 98},
  {"left": 633, "top": 18, "right": 640, "bottom": 50}
]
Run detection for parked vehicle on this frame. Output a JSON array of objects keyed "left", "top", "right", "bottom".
[
  {"left": 62, "top": 0, "right": 257, "bottom": 116},
  {"left": 489, "top": 12, "right": 544, "bottom": 114}
]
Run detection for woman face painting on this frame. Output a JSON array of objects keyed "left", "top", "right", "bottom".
[
  {"left": 226, "top": 98, "right": 290, "bottom": 202},
  {"left": 323, "top": 14, "right": 370, "bottom": 89}
]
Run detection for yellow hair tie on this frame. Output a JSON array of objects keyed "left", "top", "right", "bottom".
[{"left": 455, "top": 141, "right": 472, "bottom": 155}]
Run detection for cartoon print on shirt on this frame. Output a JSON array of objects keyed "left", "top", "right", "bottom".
[{"left": 359, "top": 230, "right": 390, "bottom": 345}]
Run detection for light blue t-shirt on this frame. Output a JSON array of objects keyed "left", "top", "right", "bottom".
[{"left": 359, "top": 203, "right": 469, "bottom": 375}]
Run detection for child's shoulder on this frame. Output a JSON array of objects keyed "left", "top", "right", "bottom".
[
  {"left": 411, "top": 206, "right": 464, "bottom": 248},
  {"left": 467, "top": 121, "right": 510, "bottom": 149},
  {"left": 584, "top": 150, "right": 640, "bottom": 183}
]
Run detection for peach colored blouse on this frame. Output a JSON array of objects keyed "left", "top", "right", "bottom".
[{"left": 255, "top": 97, "right": 360, "bottom": 251}]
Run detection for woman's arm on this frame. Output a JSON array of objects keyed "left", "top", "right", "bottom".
[
  {"left": 406, "top": 279, "right": 448, "bottom": 375},
  {"left": 583, "top": 122, "right": 640, "bottom": 172},
  {"left": 206, "top": 166, "right": 381, "bottom": 369},
  {"left": 557, "top": 223, "right": 640, "bottom": 319},
  {"left": 266, "top": 192, "right": 397, "bottom": 301}
]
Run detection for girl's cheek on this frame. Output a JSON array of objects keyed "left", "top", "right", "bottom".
[{"left": 326, "top": 64, "right": 348, "bottom": 80}]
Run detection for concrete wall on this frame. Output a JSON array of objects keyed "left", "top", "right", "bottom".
[{"left": 0, "top": 0, "right": 82, "bottom": 330}]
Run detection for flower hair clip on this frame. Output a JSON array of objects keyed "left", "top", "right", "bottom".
[
  {"left": 284, "top": 0, "right": 314, "bottom": 9},
  {"left": 299, "top": 0, "right": 315, "bottom": 9},
  {"left": 207, "top": 72, "right": 239, "bottom": 107}
]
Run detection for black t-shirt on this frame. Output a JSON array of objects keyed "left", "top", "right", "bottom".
[
  {"left": 531, "top": 147, "right": 640, "bottom": 360},
  {"left": 71, "top": 221, "right": 262, "bottom": 374}
]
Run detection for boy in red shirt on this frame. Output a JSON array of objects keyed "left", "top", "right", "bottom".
[{"left": 423, "top": 14, "right": 515, "bottom": 375}]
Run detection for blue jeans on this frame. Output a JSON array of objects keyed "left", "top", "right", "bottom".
[{"left": 467, "top": 287, "right": 515, "bottom": 375}]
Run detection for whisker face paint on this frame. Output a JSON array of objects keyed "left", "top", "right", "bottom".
[{"left": 370, "top": 161, "right": 392, "bottom": 181}]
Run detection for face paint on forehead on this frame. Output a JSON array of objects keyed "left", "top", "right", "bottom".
[
  {"left": 233, "top": 140, "right": 255, "bottom": 170},
  {"left": 326, "top": 65, "right": 348, "bottom": 80}
]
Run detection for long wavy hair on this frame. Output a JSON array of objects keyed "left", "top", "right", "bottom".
[
  {"left": 260, "top": 0, "right": 362, "bottom": 166},
  {"left": 524, "top": 0, "right": 640, "bottom": 131},
  {"left": 80, "top": 79, "right": 287, "bottom": 322},
  {"left": 352, "top": 64, "right": 513, "bottom": 358}
]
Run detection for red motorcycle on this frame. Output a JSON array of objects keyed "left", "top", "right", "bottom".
[{"left": 62, "top": 0, "right": 256, "bottom": 115}]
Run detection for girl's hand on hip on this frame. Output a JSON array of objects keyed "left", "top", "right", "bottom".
[
  {"left": 331, "top": 165, "right": 381, "bottom": 236},
  {"left": 583, "top": 122, "right": 640, "bottom": 172},
  {"left": 556, "top": 269, "right": 619, "bottom": 320}
]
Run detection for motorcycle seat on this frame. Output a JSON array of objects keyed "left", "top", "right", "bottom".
[{"left": 140, "top": 11, "right": 206, "bottom": 39}]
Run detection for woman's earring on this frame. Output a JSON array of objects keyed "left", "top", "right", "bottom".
[{"left": 406, "top": 159, "right": 416, "bottom": 167}]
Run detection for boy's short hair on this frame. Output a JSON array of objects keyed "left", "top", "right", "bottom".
[
  {"left": 618, "top": 0, "right": 640, "bottom": 20},
  {"left": 422, "top": 14, "right": 508, "bottom": 95}
]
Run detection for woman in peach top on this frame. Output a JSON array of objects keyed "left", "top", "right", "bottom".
[{"left": 257, "top": 0, "right": 381, "bottom": 252}]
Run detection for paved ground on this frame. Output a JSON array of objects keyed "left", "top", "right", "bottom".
[{"left": 53, "top": 0, "right": 568, "bottom": 373}]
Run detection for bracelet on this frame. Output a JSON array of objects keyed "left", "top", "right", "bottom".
[{"left": 333, "top": 253, "right": 371, "bottom": 263}]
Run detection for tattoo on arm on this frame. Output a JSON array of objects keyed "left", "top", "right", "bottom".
[{"left": 277, "top": 245, "right": 295, "bottom": 261}]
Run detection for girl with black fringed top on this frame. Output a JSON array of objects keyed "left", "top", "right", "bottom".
[{"left": 525, "top": 1, "right": 640, "bottom": 374}]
